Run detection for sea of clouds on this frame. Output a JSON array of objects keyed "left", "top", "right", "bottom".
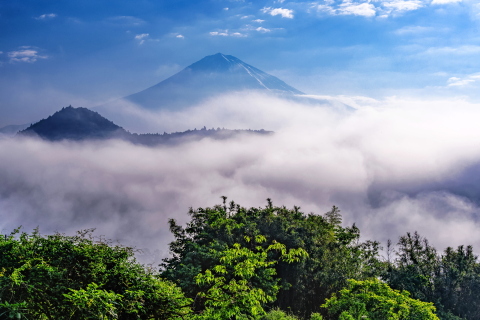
[{"left": 2, "top": 91, "right": 480, "bottom": 264}]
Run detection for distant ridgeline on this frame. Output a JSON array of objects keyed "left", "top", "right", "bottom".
[{"left": 18, "top": 106, "right": 272, "bottom": 145}]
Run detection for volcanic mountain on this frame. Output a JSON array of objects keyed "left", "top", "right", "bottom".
[
  {"left": 123, "top": 53, "right": 304, "bottom": 110},
  {"left": 19, "top": 106, "right": 271, "bottom": 144}
]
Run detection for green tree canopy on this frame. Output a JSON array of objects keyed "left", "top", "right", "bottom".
[
  {"left": 322, "top": 278, "right": 439, "bottom": 320},
  {"left": 0, "top": 228, "right": 191, "bottom": 320},
  {"left": 161, "top": 198, "right": 383, "bottom": 319},
  {"left": 193, "top": 235, "right": 307, "bottom": 319},
  {"left": 384, "top": 232, "right": 480, "bottom": 320}
]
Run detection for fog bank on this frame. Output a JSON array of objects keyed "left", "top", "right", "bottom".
[{"left": 2, "top": 92, "right": 480, "bottom": 263}]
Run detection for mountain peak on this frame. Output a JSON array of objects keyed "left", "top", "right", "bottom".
[
  {"left": 187, "top": 53, "right": 245, "bottom": 73},
  {"left": 121, "top": 53, "right": 304, "bottom": 110},
  {"left": 19, "top": 106, "right": 128, "bottom": 141}
]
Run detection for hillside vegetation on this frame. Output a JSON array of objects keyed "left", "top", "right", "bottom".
[{"left": 1, "top": 199, "right": 478, "bottom": 319}]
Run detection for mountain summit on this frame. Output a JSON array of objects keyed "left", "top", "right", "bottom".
[
  {"left": 124, "top": 53, "right": 303, "bottom": 110},
  {"left": 19, "top": 106, "right": 128, "bottom": 141}
]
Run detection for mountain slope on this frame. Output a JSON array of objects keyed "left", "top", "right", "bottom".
[
  {"left": 124, "top": 53, "right": 303, "bottom": 110},
  {"left": 19, "top": 106, "right": 129, "bottom": 141},
  {"left": 0, "top": 123, "right": 30, "bottom": 137},
  {"left": 18, "top": 106, "right": 272, "bottom": 144}
]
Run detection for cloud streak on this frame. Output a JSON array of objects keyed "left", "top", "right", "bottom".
[
  {"left": 35, "top": 13, "right": 57, "bottom": 20},
  {"left": 209, "top": 30, "right": 247, "bottom": 37},
  {"left": 7, "top": 47, "right": 48, "bottom": 63},
  {"left": 261, "top": 7, "right": 294, "bottom": 18},
  {"left": 3, "top": 92, "right": 480, "bottom": 264}
]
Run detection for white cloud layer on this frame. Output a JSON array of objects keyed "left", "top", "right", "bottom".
[
  {"left": 135, "top": 33, "right": 149, "bottom": 45},
  {"left": 261, "top": 7, "right": 295, "bottom": 18},
  {"left": 256, "top": 27, "right": 271, "bottom": 32},
  {"left": 8, "top": 47, "right": 48, "bottom": 63},
  {"left": 447, "top": 73, "right": 480, "bottom": 86},
  {"left": 3, "top": 92, "right": 480, "bottom": 264},
  {"left": 106, "top": 16, "right": 146, "bottom": 26},
  {"left": 432, "top": 0, "right": 462, "bottom": 4},
  {"left": 339, "top": 2, "right": 376, "bottom": 16},
  {"left": 210, "top": 30, "right": 247, "bottom": 37},
  {"left": 35, "top": 13, "right": 57, "bottom": 20},
  {"left": 310, "top": 0, "right": 463, "bottom": 17},
  {"left": 382, "top": 0, "right": 424, "bottom": 12}
]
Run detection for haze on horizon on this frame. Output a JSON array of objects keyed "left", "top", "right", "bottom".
[{"left": 2, "top": 0, "right": 480, "bottom": 262}]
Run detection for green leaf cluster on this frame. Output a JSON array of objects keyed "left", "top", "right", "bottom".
[
  {"left": 0, "top": 228, "right": 191, "bottom": 319},
  {"left": 193, "top": 236, "right": 307, "bottom": 319},
  {"left": 161, "top": 199, "right": 383, "bottom": 319},
  {"left": 322, "top": 278, "right": 439, "bottom": 320},
  {"left": 384, "top": 232, "right": 480, "bottom": 320}
]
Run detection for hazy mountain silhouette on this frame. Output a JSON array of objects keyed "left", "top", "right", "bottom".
[
  {"left": 0, "top": 123, "right": 30, "bottom": 137},
  {"left": 19, "top": 106, "right": 272, "bottom": 145},
  {"left": 123, "top": 53, "right": 304, "bottom": 110},
  {"left": 19, "top": 106, "right": 129, "bottom": 141}
]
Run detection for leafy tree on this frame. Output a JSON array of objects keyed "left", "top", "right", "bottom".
[
  {"left": 322, "top": 278, "right": 439, "bottom": 320},
  {"left": 161, "top": 198, "right": 383, "bottom": 319},
  {"left": 386, "top": 232, "right": 440, "bottom": 303},
  {"left": 193, "top": 235, "right": 307, "bottom": 319},
  {"left": 0, "top": 228, "right": 191, "bottom": 320},
  {"left": 384, "top": 232, "right": 480, "bottom": 320}
]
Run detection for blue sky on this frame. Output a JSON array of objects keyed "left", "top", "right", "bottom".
[{"left": 1, "top": 0, "right": 479, "bottom": 126}]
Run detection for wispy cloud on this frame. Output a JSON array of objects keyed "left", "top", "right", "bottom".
[
  {"left": 106, "top": 16, "right": 146, "bottom": 26},
  {"left": 8, "top": 47, "right": 48, "bottom": 63},
  {"left": 209, "top": 30, "right": 247, "bottom": 37},
  {"left": 394, "top": 25, "right": 435, "bottom": 35},
  {"left": 35, "top": 13, "right": 57, "bottom": 20},
  {"left": 176, "top": 34, "right": 185, "bottom": 39},
  {"left": 261, "top": 7, "right": 295, "bottom": 18},
  {"left": 381, "top": 0, "right": 424, "bottom": 13},
  {"left": 432, "top": 0, "right": 462, "bottom": 4},
  {"left": 135, "top": 33, "right": 149, "bottom": 45},
  {"left": 423, "top": 45, "right": 480, "bottom": 55},
  {"left": 311, "top": 0, "right": 436, "bottom": 18},
  {"left": 256, "top": 27, "right": 271, "bottom": 33},
  {"left": 338, "top": 2, "right": 376, "bottom": 16},
  {"left": 447, "top": 73, "right": 480, "bottom": 87}
]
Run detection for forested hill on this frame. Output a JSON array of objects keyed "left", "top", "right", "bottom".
[
  {"left": 19, "top": 106, "right": 129, "bottom": 141},
  {"left": 18, "top": 106, "right": 272, "bottom": 145}
]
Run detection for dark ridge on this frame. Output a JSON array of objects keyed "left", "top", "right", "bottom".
[
  {"left": 19, "top": 106, "right": 129, "bottom": 141},
  {"left": 18, "top": 106, "right": 273, "bottom": 145}
]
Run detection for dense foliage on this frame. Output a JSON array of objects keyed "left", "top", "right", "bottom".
[
  {"left": 3, "top": 199, "right": 480, "bottom": 320},
  {"left": 0, "top": 228, "right": 191, "bottom": 320},
  {"left": 161, "top": 198, "right": 383, "bottom": 319},
  {"left": 322, "top": 278, "right": 439, "bottom": 320},
  {"left": 384, "top": 232, "right": 480, "bottom": 320}
]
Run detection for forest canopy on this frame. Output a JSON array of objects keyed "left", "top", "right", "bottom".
[{"left": 1, "top": 198, "right": 479, "bottom": 320}]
